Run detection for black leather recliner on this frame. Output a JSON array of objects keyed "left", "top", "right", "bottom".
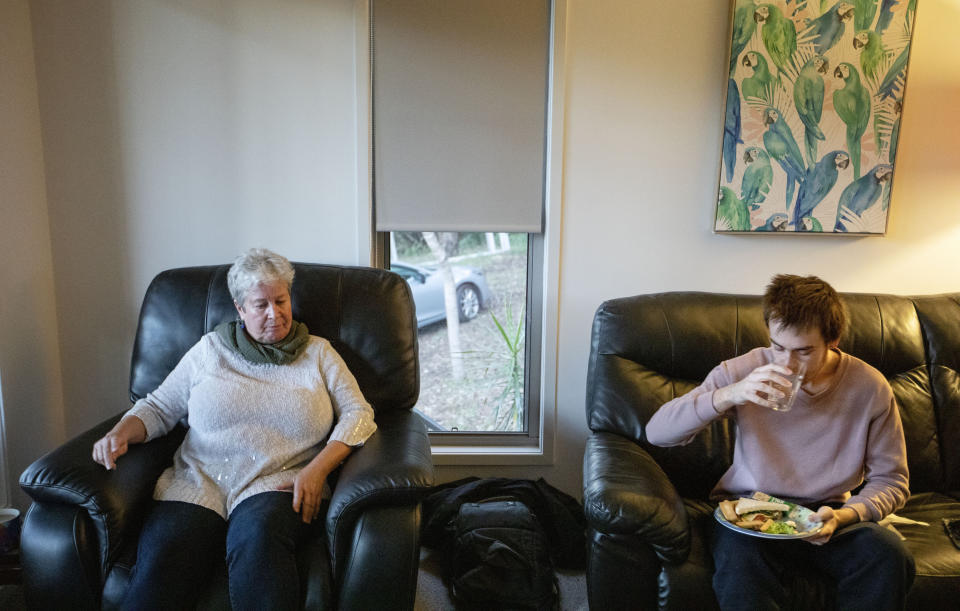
[
  {"left": 19, "top": 263, "right": 435, "bottom": 610},
  {"left": 582, "top": 291, "right": 960, "bottom": 610}
]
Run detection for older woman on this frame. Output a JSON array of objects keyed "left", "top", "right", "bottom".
[{"left": 92, "top": 248, "right": 376, "bottom": 611}]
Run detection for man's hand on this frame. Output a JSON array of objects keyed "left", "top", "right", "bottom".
[
  {"left": 806, "top": 505, "right": 860, "bottom": 545},
  {"left": 713, "top": 363, "right": 793, "bottom": 411}
]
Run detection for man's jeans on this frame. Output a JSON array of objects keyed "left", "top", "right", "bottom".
[{"left": 712, "top": 520, "right": 915, "bottom": 611}]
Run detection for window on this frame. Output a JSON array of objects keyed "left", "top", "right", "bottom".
[
  {"left": 369, "top": 0, "right": 557, "bottom": 453},
  {"left": 387, "top": 231, "right": 541, "bottom": 439}
]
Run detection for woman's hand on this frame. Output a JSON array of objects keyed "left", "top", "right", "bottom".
[
  {"left": 287, "top": 461, "right": 328, "bottom": 524},
  {"left": 283, "top": 440, "right": 352, "bottom": 524},
  {"left": 92, "top": 416, "right": 147, "bottom": 470},
  {"left": 712, "top": 363, "right": 792, "bottom": 412}
]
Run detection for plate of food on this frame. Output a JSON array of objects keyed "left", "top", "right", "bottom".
[{"left": 714, "top": 491, "right": 823, "bottom": 539}]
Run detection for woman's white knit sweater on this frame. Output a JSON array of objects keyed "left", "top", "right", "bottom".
[{"left": 126, "top": 333, "right": 377, "bottom": 519}]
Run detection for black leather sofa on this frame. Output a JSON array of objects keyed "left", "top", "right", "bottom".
[
  {"left": 582, "top": 291, "right": 960, "bottom": 610},
  {"left": 19, "top": 263, "right": 435, "bottom": 610}
]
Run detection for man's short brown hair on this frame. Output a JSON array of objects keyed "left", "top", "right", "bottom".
[{"left": 762, "top": 274, "right": 847, "bottom": 343}]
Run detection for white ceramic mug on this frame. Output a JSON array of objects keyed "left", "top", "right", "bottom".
[{"left": 0, "top": 507, "right": 21, "bottom": 554}]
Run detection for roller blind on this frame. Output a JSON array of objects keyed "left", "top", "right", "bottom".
[{"left": 373, "top": 0, "right": 549, "bottom": 233}]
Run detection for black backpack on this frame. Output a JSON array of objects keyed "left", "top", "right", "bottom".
[{"left": 448, "top": 499, "right": 559, "bottom": 610}]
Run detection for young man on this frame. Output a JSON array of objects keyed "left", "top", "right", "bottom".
[{"left": 646, "top": 274, "right": 914, "bottom": 611}]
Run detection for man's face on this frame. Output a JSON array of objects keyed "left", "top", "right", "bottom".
[{"left": 768, "top": 319, "right": 838, "bottom": 380}]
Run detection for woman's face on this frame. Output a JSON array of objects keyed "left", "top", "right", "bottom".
[{"left": 235, "top": 281, "right": 293, "bottom": 344}]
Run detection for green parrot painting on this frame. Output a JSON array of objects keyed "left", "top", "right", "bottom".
[
  {"left": 741, "top": 52, "right": 776, "bottom": 101},
  {"left": 833, "top": 62, "right": 871, "bottom": 179},
  {"left": 755, "top": 4, "right": 797, "bottom": 78},
  {"left": 716, "top": 0, "right": 915, "bottom": 234},
  {"left": 741, "top": 147, "right": 774, "bottom": 206},
  {"left": 730, "top": 0, "right": 759, "bottom": 77},
  {"left": 853, "top": 30, "right": 886, "bottom": 82},
  {"left": 794, "top": 55, "right": 829, "bottom": 166},
  {"left": 854, "top": 0, "right": 879, "bottom": 31},
  {"left": 717, "top": 187, "right": 752, "bottom": 231}
]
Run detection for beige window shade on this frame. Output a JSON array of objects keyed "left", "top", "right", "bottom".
[{"left": 373, "top": 0, "right": 549, "bottom": 233}]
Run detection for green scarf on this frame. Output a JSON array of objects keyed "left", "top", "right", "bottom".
[{"left": 214, "top": 320, "right": 310, "bottom": 365}]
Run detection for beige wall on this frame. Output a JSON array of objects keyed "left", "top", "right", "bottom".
[
  {"left": 0, "top": 0, "right": 66, "bottom": 509},
  {"left": 4, "top": 0, "right": 959, "bottom": 503},
  {"left": 26, "top": 0, "right": 365, "bottom": 457}
]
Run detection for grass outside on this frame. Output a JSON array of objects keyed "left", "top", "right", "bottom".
[{"left": 413, "top": 246, "right": 528, "bottom": 432}]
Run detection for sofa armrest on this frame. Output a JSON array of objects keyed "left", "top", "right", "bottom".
[
  {"left": 582, "top": 431, "right": 689, "bottom": 563},
  {"left": 326, "top": 410, "right": 434, "bottom": 572},
  {"left": 19, "top": 413, "right": 186, "bottom": 570}
]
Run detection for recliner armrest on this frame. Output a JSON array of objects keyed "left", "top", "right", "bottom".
[
  {"left": 326, "top": 410, "right": 434, "bottom": 569},
  {"left": 19, "top": 414, "right": 186, "bottom": 568},
  {"left": 582, "top": 431, "right": 689, "bottom": 563}
]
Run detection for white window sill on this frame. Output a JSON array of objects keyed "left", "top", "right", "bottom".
[{"left": 429, "top": 443, "right": 553, "bottom": 466}]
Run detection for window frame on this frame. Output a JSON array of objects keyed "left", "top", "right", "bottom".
[{"left": 360, "top": 0, "right": 567, "bottom": 465}]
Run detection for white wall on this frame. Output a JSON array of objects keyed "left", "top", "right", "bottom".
[
  {"left": 0, "top": 0, "right": 67, "bottom": 509},
  {"left": 28, "top": 0, "right": 366, "bottom": 440},
  {"left": 7, "top": 0, "right": 960, "bottom": 504}
]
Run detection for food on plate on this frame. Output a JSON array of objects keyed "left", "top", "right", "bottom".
[
  {"left": 718, "top": 497, "right": 799, "bottom": 535},
  {"left": 719, "top": 500, "right": 739, "bottom": 522},
  {"left": 734, "top": 498, "right": 789, "bottom": 515}
]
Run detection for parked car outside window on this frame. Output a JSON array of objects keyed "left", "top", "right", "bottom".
[{"left": 391, "top": 262, "right": 493, "bottom": 328}]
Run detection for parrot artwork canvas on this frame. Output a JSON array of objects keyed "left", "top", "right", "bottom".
[{"left": 714, "top": 0, "right": 918, "bottom": 234}]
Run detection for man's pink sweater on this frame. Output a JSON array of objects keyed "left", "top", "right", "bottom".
[{"left": 646, "top": 347, "right": 909, "bottom": 521}]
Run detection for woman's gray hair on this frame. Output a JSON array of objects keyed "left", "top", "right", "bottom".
[{"left": 227, "top": 248, "right": 295, "bottom": 305}]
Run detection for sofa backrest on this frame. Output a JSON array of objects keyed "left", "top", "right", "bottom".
[
  {"left": 130, "top": 263, "right": 420, "bottom": 413},
  {"left": 585, "top": 291, "right": 960, "bottom": 499}
]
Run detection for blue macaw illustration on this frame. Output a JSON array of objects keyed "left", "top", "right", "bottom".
[
  {"left": 833, "top": 62, "right": 871, "bottom": 179},
  {"left": 855, "top": 0, "right": 879, "bottom": 31},
  {"left": 730, "top": 0, "right": 759, "bottom": 77},
  {"left": 723, "top": 79, "right": 743, "bottom": 183},
  {"left": 834, "top": 164, "right": 893, "bottom": 230},
  {"left": 792, "top": 150, "right": 850, "bottom": 229},
  {"left": 718, "top": 186, "right": 752, "bottom": 231},
  {"left": 877, "top": 44, "right": 910, "bottom": 100},
  {"left": 875, "top": 0, "right": 899, "bottom": 34},
  {"left": 794, "top": 55, "right": 828, "bottom": 165},
  {"left": 762, "top": 107, "right": 806, "bottom": 207},
  {"left": 755, "top": 4, "right": 797, "bottom": 78},
  {"left": 802, "top": 2, "right": 855, "bottom": 54},
  {"left": 741, "top": 147, "right": 774, "bottom": 206},
  {"left": 741, "top": 51, "right": 776, "bottom": 101},
  {"left": 756, "top": 212, "right": 789, "bottom": 231}
]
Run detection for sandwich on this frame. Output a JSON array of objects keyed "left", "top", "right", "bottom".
[
  {"left": 718, "top": 497, "right": 798, "bottom": 534},
  {"left": 734, "top": 498, "right": 789, "bottom": 516}
]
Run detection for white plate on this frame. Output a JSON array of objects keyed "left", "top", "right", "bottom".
[{"left": 714, "top": 494, "right": 824, "bottom": 540}]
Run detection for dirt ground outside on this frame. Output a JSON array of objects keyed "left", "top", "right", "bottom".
[{"left": 413, "top": 247, "right": 528, "bottom": 432}]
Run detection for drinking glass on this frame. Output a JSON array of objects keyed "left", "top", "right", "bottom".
[{"left": 770, "top": 361, "right": 807, "bottom": 412}]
